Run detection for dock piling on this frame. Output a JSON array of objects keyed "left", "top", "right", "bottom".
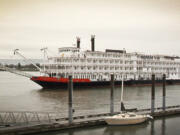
[
  {"left": 163, "top": 74, "right": 166, "bottom": 111},
  {"left": 151, "top": 120, "right": 155, "bottom": 135},
  {"left": 151, "top": 74, "right": 155, "bottom": 114},
  {"left": 68, "top": 75, "right": 73, "bottom": 124},
  {"left": 110, "top": 74, "right": 114, "bottom": 115},
  {"left": 162, "top": 117, "right": 166, "bottom": 135}
]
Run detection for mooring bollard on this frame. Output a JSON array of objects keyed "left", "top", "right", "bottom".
[
  {"left": 151, "top": 74, "right": 155, "bottom": 114},
  {"left": 68, "top": 75, "right": 73, "bottom": 124},
  {"left": 163, "top": 74, "right": 166, "bottom": 111},
  {"left": 110, "top": 74, "right": 114, "bottom": 115}
]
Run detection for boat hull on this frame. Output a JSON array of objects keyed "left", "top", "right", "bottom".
[
  {"left": 105, "top": 117, "right": 148, "bottom": 125},
  {"left": 31, "top": 76, "right": 180, "bottom": 89}
]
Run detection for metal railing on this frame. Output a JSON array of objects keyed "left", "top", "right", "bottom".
[{"left": 0, "top": 111, "right": 63, "bottom": 125}]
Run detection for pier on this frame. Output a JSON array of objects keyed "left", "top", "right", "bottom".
[{"left": 1, "top": 106, "right": 180, "bottom": 135}]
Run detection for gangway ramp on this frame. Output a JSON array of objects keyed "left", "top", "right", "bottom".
[{"left": 0, "top": 65, "right": 32, "bottom": 78}]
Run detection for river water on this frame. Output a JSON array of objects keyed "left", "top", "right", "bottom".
[{"left": 1, "top": 71, "right": 180, "bottom": 134}]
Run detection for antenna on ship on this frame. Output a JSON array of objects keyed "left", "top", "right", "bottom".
[
  {"left": 120, "top": 48, "right": 126, "bottom": 112},
  {"left": 14, "top": 49, "right": 42, "bottom": 72}
]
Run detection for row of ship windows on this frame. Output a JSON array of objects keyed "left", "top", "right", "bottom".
[
  {"left": 49, "top": 73, "right": 130, "bottom": 79},
  {"left": 45, "top": 64, "right": 180, "bottom": 70},
  {"left": 49, "top": 73, "right": 176, "bottom": 80},
  {"left": 59, "top": 49, "right": 79, "bottom": 52},
  {"left": 141, "top": 62, "right": 180, "bottom": 65},
  {"left": 45, "top": 66, "right": 133, "bottom": 70},
  {"left": 52, "top": 58, "right": 180, "bottom": 66},
  {"left": 85, "top": 53, "right": 131, "bottom": 58},
  {"left": 137, "top": 67, "right": 177, "bottom": 70},
  {"left": 86, "top": 53, "right": 173, "bottom": 62},
  {"left": 55, "top": 58, "right": 131, "bottom": 64},
  {"left": 45, "top": 66, "right": 177, "bottom": 72},
  {"left": 85, "top": 53, "right": 168, "bottom": 61}
]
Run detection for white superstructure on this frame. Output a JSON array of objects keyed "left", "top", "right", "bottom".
[{"left": 43, "top": 36, "right": 180, "bottom": 81}]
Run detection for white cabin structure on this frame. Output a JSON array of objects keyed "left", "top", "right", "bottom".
[{"left": 43, "top": 44, "right": 180, "bottom": 81}]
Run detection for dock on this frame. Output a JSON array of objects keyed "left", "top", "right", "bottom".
[{"left": 1, "top": 105, "right": 180, "bottom": 135}]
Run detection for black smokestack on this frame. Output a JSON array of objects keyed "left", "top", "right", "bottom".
[
  {"left": 91, "top": 35, "right": 95, "bottom": 51},
  {"left": 77, "top": 37, "right": 80, "bottom": 49}
]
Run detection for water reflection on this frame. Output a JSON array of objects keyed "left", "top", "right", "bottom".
[
  {"left": 151, "top": 120, "right": 154, "bottom": 135},
  {"left": 161, "top": 117, "right": 165, "bottom": 135},
  {"left": 104, "top": 122, "right": 149, "bottom": 135},
  {"left": 68, "top": 130, "right": 74, "bottom": 135}
]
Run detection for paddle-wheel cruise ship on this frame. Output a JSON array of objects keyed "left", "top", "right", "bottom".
[{"left": 30, "top": 36, "right": 180, "bottom": 89}]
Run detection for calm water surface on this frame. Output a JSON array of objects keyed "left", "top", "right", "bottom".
[{"left": 0, "top": 71, "right": 180, "bottom": 116}]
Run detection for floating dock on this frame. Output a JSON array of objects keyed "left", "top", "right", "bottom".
[{"left": 1, "top": 105, "right": 180, "bottom": 135}]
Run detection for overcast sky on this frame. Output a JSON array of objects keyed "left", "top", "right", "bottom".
[{"left": 0, "top": 0, "right": 180, "bottom": 59}]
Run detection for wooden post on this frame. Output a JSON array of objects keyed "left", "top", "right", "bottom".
[
  {"left": 68, "top": 75, "right": 73, "bottom": 124},
  {"left": 110, "top": 74, "right": 114, "bottom": 115},
  {"left": 162, "top": 117, "right": 165, "bottom": 135},
  {"left": 163, "top": 74, "right": 166, "bottom": 111},
  {"left": 151, "top": 74, "right": 155, "bottom": 114}
]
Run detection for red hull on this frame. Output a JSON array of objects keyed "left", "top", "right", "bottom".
[
  {"left": 31, "top": 76, "right": 91, "bottom": 83},
  {"left": 30, "top": 76, "right": 180, "bottom": 89}
]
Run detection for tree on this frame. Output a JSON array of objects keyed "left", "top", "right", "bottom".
[{"left": 17, "top": 63, "right": 21, "bottom": 70}]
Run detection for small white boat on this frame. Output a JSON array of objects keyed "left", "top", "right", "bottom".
[{"left": 105, "top": 113, "right": 152, "bottom": 125}]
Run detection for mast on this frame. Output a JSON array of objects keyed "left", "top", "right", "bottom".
[
  {"left": 120, "top": 48, "right": 126, "bottom": 112},
  {"left": 40, "top": 47, "right": 48, "bottom": 74}
]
